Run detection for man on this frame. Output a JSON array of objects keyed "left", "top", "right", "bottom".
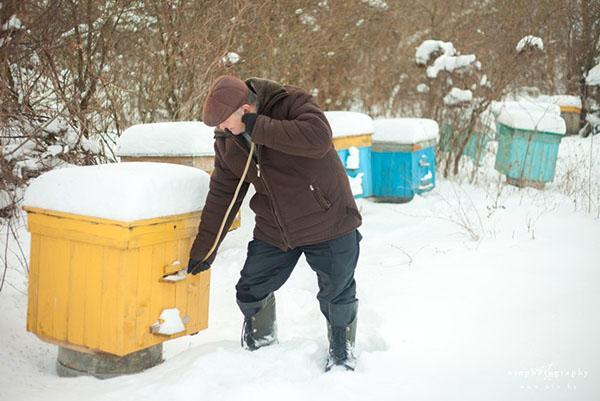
[{"left": 187, "top": 75, "right": 362, "bottom": 371}]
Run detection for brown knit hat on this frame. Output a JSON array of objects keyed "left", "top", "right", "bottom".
[{"left": 202, "top": 75, "right": 249, "bottom": 127}]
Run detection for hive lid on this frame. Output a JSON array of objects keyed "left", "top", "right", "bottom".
[
  {"left": 116, "top": 121, "right": 215, "bottom": 157},
  {"left": 490, "top": 101, "right": 562, "bottom": 117},
  {"left": 324, "top": 111, "right": 374, "bottom": 138},
  {"left": 496, "top": 109, "right": 566, "bottom": 135},
  {"left": 543, "top": 95, "right": 582, "bottom": 109},
  {"left": 23, "top": 162, "right": 210, "bottom": 221},
  {"left": 373, "top": 118, "right": 440, "bottom": 144}
]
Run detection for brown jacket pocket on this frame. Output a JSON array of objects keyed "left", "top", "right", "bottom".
[{"left": 309, "top": 183, "right": 332, "bottom": 210}]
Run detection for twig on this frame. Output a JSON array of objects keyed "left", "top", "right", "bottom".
[
  {"left": 8, "top": 220, "right": 28, "bottom": 274},
  {"left": 588, "top": 134, "right": 594, "bottom": 214},
  {"left": 390, "top": 244, "right": 413, "bottom": 266},
  {"left": 0, "top": 223, "right": 9, "bottom": 293}
]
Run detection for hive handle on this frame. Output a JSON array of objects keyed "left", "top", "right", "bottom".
[{"left": 161, "top": 260, "right": 187, "bottom": 282}]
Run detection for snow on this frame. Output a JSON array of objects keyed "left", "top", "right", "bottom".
[
  {"left": 2, "top": 14, "right": 22, "bottom": 30},
  {"left": 516, "top": 35, "right": 544, "bottom": 52},
  {"left": 507, "top": 94, "right": 583, "bottom": 111},
  {"left": 22, "top": 162, "right": 210, "bottom": 221},
  {"left": 116, "top": 121, "right": 215, "bottom": 157},
  {"left": 222, "top": 52, "right": 240, "bottom": 65},
  {"left": 585, "top": 63, "right": 600, "bottom": 86},
  {"left": 324, "top": 111, "right": 374, "bottom": 138},
  {"left": 416, "top": 83, "right": 429, "bottom": 93},
  {"left": 45, "top": 145, "right": 63, "bottom": 157},
  {"left": 2, "top": 134, "right": 600, "bottom": 401},
  {"left": 427, "top": 54, "right": 477, "bottom": 78},
  {"left": 491, "top": 100, "right": 561, "bottom": 118},
  {"left": 443, "top": 87, "right": 473, "bottom": 106},
  {"left": 415, "top": 40, "right": 455, "bottom": 65},
  {"left": 587, "top": 113, "right": 600, "bottom": 131},
  {"left": 153, "top": 308, "right": 186, "bottom": 335},
  {"left": 345, "top": 146, "right": 360, "bottom": 170},
  {"left": 0, "top": 189, "right": 11, "bottom": 209},
  {"left": 373, "top": 118, "right": 440, "bottom": 144},
  {"left": 414, "top": 39, "right": 478, "bottom": 79},
  {"left": 348, "top": 172, "right": 364, "bottom": 196},
  {"left": 543, "top": 95, "right": 582, "bottom": 109},
  {"left": 496, "top": 108, "right": 566, "bottom": 135},
  {"left": 81, "top": 137, "right": 101, "bottom": 154},
  {"left": 361, "top": 0, "right": 389, "bottom": 10},
  {"left": 45, "top": 116, "right": 69, "bottom": 134}
]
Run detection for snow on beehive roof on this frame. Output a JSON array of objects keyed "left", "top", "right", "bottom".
[
  {"left": 373, "top": 118, "right": 440, "bottom": 144},
  {"left": 496, "top": 109, "right": 566, "bottom": 135},
  {"left": 116, "top": 121, "right": 215, "bottom": 157},
  {"left": 23, "top": 162, "right": 210, "bottom": 221},
  {"left": 324, "top": 111, "right": 374, "bottom": 138},
  {"left": 544, "top": 95, "right": 582, "bottom": 109},
  {"left": 491, "top": 100, "right": 561, "bottom": 117}
]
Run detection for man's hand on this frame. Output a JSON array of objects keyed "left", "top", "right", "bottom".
[
  {"left": 241, "top": 112, "right": 257, "bottom": 135},
  {"left": 187, "top": 258, "right": 211, "bottom": 275}
]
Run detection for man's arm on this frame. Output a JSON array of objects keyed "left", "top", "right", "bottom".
[
  {"left": 250, "top": 91, "right": 333, "bottom": 159},
  {"left": 189, "top": 143, "right": 249, "bottom": 268}
]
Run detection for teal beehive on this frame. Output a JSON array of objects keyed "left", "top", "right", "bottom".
[
  {"left": 494, "top": 108, "right": 566, "bottom": 188},
  {"left": 371, "top": 118, "right": 439, "bottom": 203}
]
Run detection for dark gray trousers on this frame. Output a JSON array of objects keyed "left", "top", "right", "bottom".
[{"left": 236, "top": 229, "right": 362, "bottom": 327}]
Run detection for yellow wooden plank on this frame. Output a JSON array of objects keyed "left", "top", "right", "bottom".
[
  {"left": 185, "top": 228, "right": 210, "bottom": 335},
  {"left": 127, "top": 227, "right": 199, "bottom": 249},
  {"left": 179, "top": 235, "right": 209, "bottom": 334},
  {"left": 135, "top": 246, "right": 153, "bottom": 349},
  {"left": 25, "top": 210, "right": 129, "bottom": 246},
  {"left": 99, "top": 248, "right": 120, "bottom": 354},
  {"left": 24, "top": 206, "right": 200, "bottom": 229},
  {"left": 51, "top": 238, "right": 71, "bottom": 341},
  {"left": 82, "top": 244, "right": 103, "bottom": 350},
  {"left": 160, "top": 241, "right": 176, "bottom": 321},
  {"left": 169, "top": 240, "right": 188, "bottom": 328},
  {"left": 25, "top": 207, "right": 201, "bottom": 250},
  {"left": 35, "top": 236, "right": 56, "bottom": 337},
  {"left": 332, "top": 134, "right": 372, "bottom": 150},
  {"left": 118, "top": 249, "right": 139, "bottom": 354},
  {"left": 149, "top": 244, "right": 166, "bottom": 342},
  {"left": 26, "top": 234, "right": 41, "bottom": 333},
  {"left": 27, "top": 222, "right": 128, "bottom": 249},
  {"left": 191, "top": 270, "right": 211, "bottom": 333},
  {"left": 560, "top": 106, "right": 581, "bottom": 114},
  {"left": 66, "top": 241, "right": 87, "bottom": 345}
]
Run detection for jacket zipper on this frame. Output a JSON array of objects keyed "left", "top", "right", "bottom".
[
  {"left": 231, "top": 137, "right": 292, "bottom": 250},
  {"left": 309, "top": 184, "right": 331, "bottom": 210}
]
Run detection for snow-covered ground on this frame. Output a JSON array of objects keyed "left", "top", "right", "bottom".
[{"left": 1, "top": 135, "right": 599, "bottom": 401}]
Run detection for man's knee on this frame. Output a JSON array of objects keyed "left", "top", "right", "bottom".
[{"left": 236, "top": 238, "right": 300, "bottom": 303}]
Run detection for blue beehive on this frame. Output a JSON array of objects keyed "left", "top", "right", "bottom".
[
  {"left": 494, "top": 108, "right": 566, "bottom": 189},
  {"left": 325, "top": 111, "right": 374, "bottom": 198},
  {"left": 371, "top": 118, "right": 439, "bottom": 203}
]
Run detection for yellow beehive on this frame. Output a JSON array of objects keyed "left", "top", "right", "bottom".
[
  {"left": 331, "top": 133, "right": 372, "bottom": 151},
  {"left": 22, "top": 162, "right": 213, "bottom": 357},
  {"left": 24, "top": 207, "right": 209, "bottom": 357}
]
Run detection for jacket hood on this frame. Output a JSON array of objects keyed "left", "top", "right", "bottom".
[{"left": 245, "top": 77, "right": 288, "bottom": 115}]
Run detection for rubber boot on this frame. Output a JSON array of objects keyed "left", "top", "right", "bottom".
[
  {"left": 325, "top": 301, "right": 358, "bottom": 372},
  {"left": 237, "top": 292, "right": 278, "bottom": 351}
]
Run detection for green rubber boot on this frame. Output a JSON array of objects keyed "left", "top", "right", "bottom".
[
  {"left": 325, "top": 301, "right": 358, "bottom": 372},
  {"left": 237, "top": 293, "right": 278, "bottom": 351}
]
